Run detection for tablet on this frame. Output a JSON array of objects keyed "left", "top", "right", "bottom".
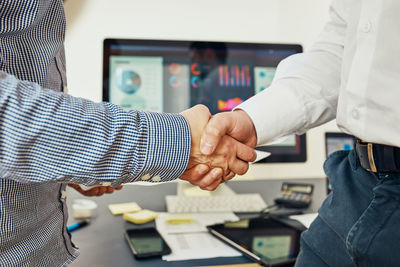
[{"left": 207, "top": 216, "right": 306, "bottom": 266}]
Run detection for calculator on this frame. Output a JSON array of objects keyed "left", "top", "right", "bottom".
[{"left": 274, "top": 183, "right": 314, "bottom": 209}]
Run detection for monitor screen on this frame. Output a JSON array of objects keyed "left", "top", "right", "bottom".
[
  {"left": 103, "top": 39, "right": 305, "bottom": 163},
  {"left": 325, "top": 132, "right": 355, "bottom": 157},
  {"left": 325, "top": 132, "right": 355, "bottom": 192}
]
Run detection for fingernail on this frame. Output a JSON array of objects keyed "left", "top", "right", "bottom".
[{"left": 198, "top": 165, "right": 209, "bottom": 174}]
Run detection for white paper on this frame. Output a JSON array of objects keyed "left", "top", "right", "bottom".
[
  {"left": 156, "top": 212, "right": 241, "bottom": 261},
  {"left": 289, "top": 213, "right": 318, "bottom": 229},
  {"left": 162, "top": 232, "right": 241, "bottom": 261},
  {"left": 251, "top": 150, "right": 271, "bottom": 164}
]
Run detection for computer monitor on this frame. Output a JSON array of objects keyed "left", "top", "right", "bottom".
[
  {"left": 102, "top": 39, "right": 306, "bottom": 163},
  {"left": 324, "top": 132, "right": 355, "bottom": 192}
]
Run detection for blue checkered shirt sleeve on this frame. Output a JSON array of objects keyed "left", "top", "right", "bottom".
[{"left": 0, "top": 71, "right": 191, "bottom": 186}]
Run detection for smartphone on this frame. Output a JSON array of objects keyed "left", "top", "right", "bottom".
[{"left": 124, "top": 228, "right": 171, "bottom": 258}]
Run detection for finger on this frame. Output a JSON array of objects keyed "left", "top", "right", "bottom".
[
  {"left": 223, "top": 171, "right": 235, "bottom": 182},
  {"left": 106, "top": 187, "right": 115, "bottom": 193},
  {"left": 68, "top": 183, "right": 81, "bottom": 192},
  {"left": 228, "top": 157, "right": 250, "bottom": 176},
  {"left": 96, "top": 187, "right": 107, "bottom": 196},
  {"left": 200, "top": 113, "right": 234, "bottom": 155},
  {"left": 88, "top": 187, "right": 99, "bottom": 196},
  {"left": 115, "top": 185, "right": 123, "bottom": 190},
  {"left": 203, "top": 177, "right": 223, "bottom": 191},
  {"left": 198, "top": 168, "right": 224, "bottom": 189},
  {"left": 180, "top": 164, "right": 210, "bottom": 181},
  {"left": 70, "top": 184, "right": 87, "bottom": 195},
  {"left": 235, "top": 141, "right": 257, "bottom": 162},
  {"left": 77, "top": 187, "right": 98, "bottom": 197}
]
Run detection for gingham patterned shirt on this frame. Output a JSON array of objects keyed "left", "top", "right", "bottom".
[{"left": 0, "top": 1, "right": 191, "bottom": 266}]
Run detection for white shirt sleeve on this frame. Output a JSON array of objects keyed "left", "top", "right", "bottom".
[{"left": 237, "top": 0, "right": 347, "bottom": 145}]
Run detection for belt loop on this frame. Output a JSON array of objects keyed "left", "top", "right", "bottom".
[{"left": 367, "top": 143, "right": 378, "bottom": 172}]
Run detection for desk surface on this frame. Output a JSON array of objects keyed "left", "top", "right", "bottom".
[{"left": 66, "top": 178, "right": 327, "bottom": 267}]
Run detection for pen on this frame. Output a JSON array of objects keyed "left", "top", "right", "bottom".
[{"left": 67, "top": 220, "right": 89, "bottom": 232}]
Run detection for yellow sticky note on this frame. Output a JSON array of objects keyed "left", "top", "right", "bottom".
[
  {"left": 165, "top": 214, "right": 194, "bottom": 224},
  {"left": 108, "top": 202, "right": 141, "bottom": 215},
  {"left": 224, "top": 219, "right": 250, "bottom": 228},
  {"left": 123, "top": 209, "right": 158, "bottom": 224}
]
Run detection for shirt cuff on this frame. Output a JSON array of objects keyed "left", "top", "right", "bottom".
[
  {"left": 236, "top": 81, "right": 307, "bottom": 145},
  {"left": 134, "top": 112, "right": 191, "bottom": 183}
]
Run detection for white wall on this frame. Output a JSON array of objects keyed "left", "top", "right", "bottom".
[{"left": 64, "top": 0, "right": 339, "bottom": 180}]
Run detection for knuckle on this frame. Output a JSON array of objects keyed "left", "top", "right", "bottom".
[
  {"left": 207, "top": 126, "right": 222, "bottom": 138},
  {"left": 195, "top": 104, "right": 210, "bottom": 115}
]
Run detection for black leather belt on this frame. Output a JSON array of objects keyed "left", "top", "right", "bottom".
[{"left": 355, "top": 139, "right": 400, "bottom": 173}]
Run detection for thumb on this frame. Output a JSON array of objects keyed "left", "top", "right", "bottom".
[{"left": 200, "top": 112, "right": 236, "bottom": 155}]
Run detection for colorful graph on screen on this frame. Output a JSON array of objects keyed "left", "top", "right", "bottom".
[
  {"left": 218, "top": 97, "right": 243, "bottom": 111},
  {"left": 218, "top": 65, "right": 251, "bottom": 87},
  {"left": 169, "top": 63, "right": 181, "bottom": 75},
  {"left": 168, "top": 63, "right": 182, "bottom": 88},
  {"left": 117, "top": 69, "right": 141, "bottom": 95}
]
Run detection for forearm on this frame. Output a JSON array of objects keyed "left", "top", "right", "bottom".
[
  {"left": 0, "top": 71, "right": 190, "bottom": 185},
  {"left": 239, "top": 50, "right": 341, "bottom": 145}
]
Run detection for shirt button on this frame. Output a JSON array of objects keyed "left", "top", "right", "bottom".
[
  {"left": 151, "top": 175, "right": 162, "bottom": 182},
  {"left": 141, "top": 174, "right": 151, "bottom": 181},
  {"left": 352, "top": 108, "right": 360, "bottom": 120},
  {"left": 362, "top": 21, "right": 372, "bottom": 33},
  {"left": 61, "top": 190, "right": 67, "bottom": 199},
  {"left": 100, "top": 182, "right": 112, "bottom": 186}
]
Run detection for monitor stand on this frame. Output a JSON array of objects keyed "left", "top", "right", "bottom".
[{"left": 176, "top": 181, "right": 236, "bottom": 197}]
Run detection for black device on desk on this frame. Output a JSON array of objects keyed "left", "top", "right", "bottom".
[
  {"left": 124, "top": 228, "right": 171, "bottom": 258},
  {"left": 207, "top": 216, "right": 306, "bottom": 267},
  {"left": 274, "top": 183, "right": 314, "bottom": 209}
]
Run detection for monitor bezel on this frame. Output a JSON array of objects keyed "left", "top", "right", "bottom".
[
  {"left": 102, "top": 38, "right": 306, "bottom": 163},
  {"left": 255, "top": 135, "right": 306, "bottom": 163}
]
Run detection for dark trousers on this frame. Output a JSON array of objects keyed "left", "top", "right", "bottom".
[{"left": 295, "top": 149, "right": 400, "bottom": 266}]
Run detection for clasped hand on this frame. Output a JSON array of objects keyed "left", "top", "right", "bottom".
[
  {"left": 70, "top": 104, "right": 256, "bottom": 195},
  {"left": 180, "top": 105, "right": 257, "bottom": 191}
]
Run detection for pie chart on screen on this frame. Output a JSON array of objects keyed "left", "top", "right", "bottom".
[
  {"left": 117, "top": 69, "right": 141, "bottom": 95},
  {"left": 169, "top": 76, "right": 181, "bottom": 88}
]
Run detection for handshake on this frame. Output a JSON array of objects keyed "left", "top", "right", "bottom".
[
  {"left": 180, "top": 104, "right": 258, "bottom": 191},
  {"left": 69, "top": 104, "right": 257, "bottom": 197}
]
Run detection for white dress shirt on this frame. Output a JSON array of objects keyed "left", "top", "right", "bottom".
[{"left": 239, "top": 0, "right": 400, "bottom": 148}]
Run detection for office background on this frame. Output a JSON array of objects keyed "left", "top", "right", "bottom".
[{"left": 63, "top": 0, "right": 338, "bottom": 180}]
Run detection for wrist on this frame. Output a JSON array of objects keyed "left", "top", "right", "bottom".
[{"left": 233, "top": 109, "right": 258, "bottom": 147}]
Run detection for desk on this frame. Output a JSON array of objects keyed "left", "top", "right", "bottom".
[{"left": 66, "top": 178, "right": 327, "bottom": 267}]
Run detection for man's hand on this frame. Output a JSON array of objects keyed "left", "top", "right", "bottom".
[
  {"left": 68, "top": 183, "right": 123, "bottom": 197},
  {"left": 200, "top": 109, "right": 258, "bottom": 155},
  {"left": 180, "top": 105, "right": 256, "bottom": 190}
]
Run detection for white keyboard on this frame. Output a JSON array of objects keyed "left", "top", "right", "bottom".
[{"left": 165, "top": 194, "right": 268, "bottom": 213}]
